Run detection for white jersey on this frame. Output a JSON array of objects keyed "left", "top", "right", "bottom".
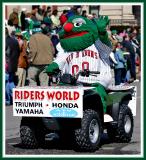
[{"left": 54, "top": 43, "right": 112, "bottom": 88}]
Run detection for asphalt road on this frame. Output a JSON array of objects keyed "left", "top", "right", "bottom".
[{"left": 4, "top": 81, "right": 142, "bottom": 157}]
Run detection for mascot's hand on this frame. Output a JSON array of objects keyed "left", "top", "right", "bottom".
[
  {"left": 45, "top": 62, "right": 59, "bottom": 75},
  {"left": 96, "top": 16, "right": 110, "bottom": 33}
]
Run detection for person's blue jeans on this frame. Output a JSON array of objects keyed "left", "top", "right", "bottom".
[
  {"left": 130, "top": 54, "right": 136, "bottom": 80},
  {"left": 6, "top": 81, "right": 15, "bottom": 105},
  {"left": 114, "top": 68, "right": 123, "bottom": 85}
]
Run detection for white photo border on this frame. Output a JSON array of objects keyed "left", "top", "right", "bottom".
[{"left": 2, "top": 2, "right": 144, "bottom": 158}]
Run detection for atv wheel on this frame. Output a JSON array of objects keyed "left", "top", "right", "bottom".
[
  {"left": 74, "top": 109, "right": 102, "bottom": 151},
  {"left": 20, "top": 118, "right": 45, "bottom": 149},
  {"left": 107, "top": 104, "right": 134, "bottom": 142}
]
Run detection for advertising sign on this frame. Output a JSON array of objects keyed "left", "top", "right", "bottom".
[{"left": 13, "top": 87, "right": 83, "bottom": 118}]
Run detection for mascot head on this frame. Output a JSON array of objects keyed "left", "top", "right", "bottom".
[{"left": 59, "top": 15, "right": 99, "bottom": 52}]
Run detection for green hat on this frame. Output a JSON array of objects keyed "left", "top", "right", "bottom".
[{"left": 111, "top": 30, "right": 117, "bottom": 35}]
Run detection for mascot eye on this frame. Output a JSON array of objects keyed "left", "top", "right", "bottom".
[
  {"left": 72, "top": 18, "right": 86, "bottom": 28},
  {"left": 74, "top": 22, "right": 82, "bottom": 27}
]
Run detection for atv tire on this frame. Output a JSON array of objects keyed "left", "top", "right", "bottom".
[
  {"left": 107, "top": 104, "right": 134, "bottom": 142},
  {"left": 20, "top": 118, "right": 46, "bottom": 149},
  {"left": 74, "top": 109, "right": 102, "bottom": 151}
]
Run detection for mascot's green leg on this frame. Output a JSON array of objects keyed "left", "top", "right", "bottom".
[{"left": 92, "top": 83, "right": 107, "bottom": 113}]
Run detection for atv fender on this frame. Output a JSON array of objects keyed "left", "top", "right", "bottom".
[
  {"left": 83, "top": 89, "right": 104, "bottom": 124},
  {"left": 107, "top": 92, "right": 132, "bottom": 121}
]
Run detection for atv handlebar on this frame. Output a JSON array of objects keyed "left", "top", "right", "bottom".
[
  {"left": 75, "top": 69, "right": 100, "bottom": 79},
  {"left": 48, "top": 69, "right": 100, "bottom": 85}
]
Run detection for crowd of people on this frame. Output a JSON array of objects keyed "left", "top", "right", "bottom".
[
  {"left": 5, "top": 5, "right": 141, "bottom": 105},
  {"left": 109, "top": 28, "right": 141, "bottom": 85}
]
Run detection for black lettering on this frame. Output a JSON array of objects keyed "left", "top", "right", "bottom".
[
  {"left": 52, "top": 103, "right": 57, "bottom": 108},
  {"left": 74, "top": 103, "right": 78, "bottom": 108}
]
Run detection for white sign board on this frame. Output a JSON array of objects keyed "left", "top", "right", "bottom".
[{"left": 13, "top": 87, "right": 83, "bottom": 118}]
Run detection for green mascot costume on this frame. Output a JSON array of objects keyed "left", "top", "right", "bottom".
[{"left": 45, "top": 15, "right": 113, "bottom": 113}]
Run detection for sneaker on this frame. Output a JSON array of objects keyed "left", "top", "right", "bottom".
[{"left": 134, "top": 79, "right": 139, "bottom": 82}]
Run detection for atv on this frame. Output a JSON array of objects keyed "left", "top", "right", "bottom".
[{"left": 16, "top": 69, "right": 136, "bottom": 152}]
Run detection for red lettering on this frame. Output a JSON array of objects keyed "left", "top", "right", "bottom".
[
  {"left": 90, "top": 51, "right": 94, "bottom": 58},
  {"left": 41, "top": 91, "right": 45, "bottom": 100},
  {"left": 74, "top": 91, "right": 80, "bottom": 100},
  {"left": 82, "top": 62, "right": 89, "bottom": 70},
  {"left": 82, "top": 50, "right": 87, "bottom": 57},
  {"left": 34, "top": 91, "right": 44, "bottom": 100},
  {"left": 72, "top": 65, "right": 79, "bottom": 75},
  {"left": 94, "top": 53, "right": 98, "bottom": 59},
  {"left": 87, "top": 50, "right": 90, "bottom": 57},
  {"left": 35, "top": 91, "right": 40, "bottom": 100},
  {"left": 63, "top": 91, "right": 68, "bottom": 100},
  {"left": 14, "top": 91, "right": 21, "bottom": 99},
  {"left": 56, "top": 91, "right": 62, "bottom": 100},
  {"left": 23, "top": 91, "right": 30, "bottom": 99},
  {"left": 69, "top": 91, "right": 73, "bottom": 100},
  {"left": 47, "top": 91, "right": 55, "bottom": 100},
  {"left": 30, "top": 91, "right": 34, "bottom": 100}
]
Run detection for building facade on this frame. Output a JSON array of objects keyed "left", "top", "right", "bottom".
[{"left": 5, "top": 4, "right": 141, "bottom": 27}]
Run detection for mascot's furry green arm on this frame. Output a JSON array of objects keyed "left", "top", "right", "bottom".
[{"left": 95, "top": 16, "right": 111, "bottom": 47}]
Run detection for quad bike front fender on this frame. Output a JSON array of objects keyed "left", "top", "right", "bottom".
[{"left": 83, "top": 89, "right": 104, "bottom": 124}]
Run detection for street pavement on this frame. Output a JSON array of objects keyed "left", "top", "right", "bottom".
[{"left": 4, "top": 81, "right": 142, "bottom": 157}]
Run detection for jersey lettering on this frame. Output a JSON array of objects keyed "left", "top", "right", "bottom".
[
  {"left": 72, "top": 62, "right": 89, "bottom": 75},
  {"left": 66, "top": 50, "right": 98, "bottom": 64}
]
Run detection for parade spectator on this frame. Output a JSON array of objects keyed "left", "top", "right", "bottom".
[
  {"left": 82, "top": 10, "right": 87, "bottom": 17},
  {"left": 8, "top": 8, "right": 19, "bottom": 28},
  {"left": 43, "top": 10, "right": 52, "bottom": 31},
  {"left": 36, "top": 7, "right": 44, "bottom": 22},
  {"left": 130, "top": 32, "right": 140, "bottom": 56},
  {"left": 27, "top": 29, "right": 55, "bottom": 86},
  {"left": 113, "top": 43, "right": 126, "bottom": 85},
  {"left": 6, "top": 27, "right": 20, "bottom": 86},
  {"left": 137, "top": 28, "right": 141, "bottom": 45},
  {"left": 92, "top": 13, "right": 98, "bottom": 19},
  {"left": 130, "top": 32, "right": 141, "bottom": 80},
  {"left": 110, "top": 30, "right": 119, "bottom": 48},
  {"left": 122, "top": 35, "right": 136, "bottom": 82},
  {"left": 75, "top": 6, "right": 82, "bottom": 15},
  {"left": 5, "top": 72, "right": 15, "bottom": 105},
  {"left": 5, "top": 19, "right": 16, "bottom": 36},
  {"left": 67, "top": 6, "right": 82, "bottom": 18},
  {"left": 15, "top": 30, "right": 28, "bottom": 87},
  {"left": 31, "top": 6, "right": 39, "bottom": 21},
  {"left": 5, "top": 26, "right": 20, "bottom": 105},
  {"left": 51, "top": 10, "right": 60, "bottom": 29},
  {"left": 59, "top": 10, "right": 68, "bottom": 26},
  {"left": 47, "top": 6, "right": 51, "bottom": 12},
  {"left": 119, "top": 29, "right": 127, "bottom": 38},
  {"left": 20, "top": 8, "right": 27, "bottom": 31},
  {"left": 122, "top": 51, "right": 131, "bottom": 82},
  {"left": 89, "top": 13, "right": 98, "bottom": 24},
  {"left": 66, "top": 7, "right": 75, "bottom": 18}
]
